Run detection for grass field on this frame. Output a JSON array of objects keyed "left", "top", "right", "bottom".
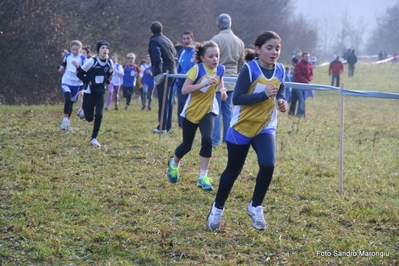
[{"left": 1, "top": 62, "right": 398, "bottom": 265}]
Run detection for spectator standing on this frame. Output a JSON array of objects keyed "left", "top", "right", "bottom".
[
  {"left": 343, "top": 48, "right": 351, "bottom": 61},
  {"left": 378, "top": 50, "right": 387, "bottom": 61},
  {"left": 328, "top": 56, "right": 344, "bottom": 87},
  {"left": 284, "top": 67, "right": 292, "bottom": 102},
  {"left": 310, "top": 55, "right": 317, "bottom": 67},
  {"left": 347, "top": 49, "right": 357, "bottom": 77},
  {"left": 211, "top": 13, "right": 245, "bottom": 147},
  {"left": 148, "top": 21, "right": 177, "bottom": 134},
  {"left": 393, "top": 51, "right": 398, "bottom": 64},
  {"left": 288, "top": 52, "right": 313, "bottom": 117},
  {"left": 175, "top": 31, "right": 196, "bottom": 127},
  {"left": 285, "top": 57, "right": 298, "bottom": 103}
]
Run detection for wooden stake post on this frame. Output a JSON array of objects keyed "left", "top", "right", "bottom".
[
  {"left": 159, "top": 71, "right": 169, "bottom": 140},
  {"left": 339, "top": 83, "right": 345, "bottom": 194}
]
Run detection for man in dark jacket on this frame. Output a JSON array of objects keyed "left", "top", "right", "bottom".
[
  {"left": 148, "top": 21, "right": 177, "bottom": 133},
  {"left": 346, "top": 50, "right": 357, "bottom": 77},
  {"left": 288, "top": 52, "right": 313, "bottom": 117}
]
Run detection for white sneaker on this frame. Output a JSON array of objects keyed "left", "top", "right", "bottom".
[
  {"left": 61, "top": 118, "right": 69, "bottom": 132},
  {"left": 247, "top": 201, "right": 267, "bottom": 230},
  {"left": 90, "top": 138, "right": 101, "bottom": 147},
  {"left": 77, "top": 109, "right": 85, "bottom": 119},
  {"left": 207, "top": 202, "right": 224, "bottom": 231}
]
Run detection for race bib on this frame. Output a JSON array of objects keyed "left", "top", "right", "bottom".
[
  {"left": 67, "top": 64, "right": 76, "bottom": 73},
  {"left": 200, "top": 78, "right": 210, "bottom": 93},
  {"left": 95, "top": 76, "right": 104, "bottom": 84},
  {"left": 253, "top": 83, "right": 265, "bottom": 94}
]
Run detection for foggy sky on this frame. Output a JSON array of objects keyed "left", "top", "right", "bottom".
[{"left": 292, "top": 0, "right": 397, "bottom": 55}]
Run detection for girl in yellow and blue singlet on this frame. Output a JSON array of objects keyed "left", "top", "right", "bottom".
[
  {"left": 207, "top": 31, "right": 288, "bottom": 231},
  {"left": 167, "top": 41, "right": 228, "bottom": 191}
]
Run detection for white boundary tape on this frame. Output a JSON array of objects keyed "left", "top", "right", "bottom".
[{"left": 165, "top": 73, "right": 399, "bottom": 194}]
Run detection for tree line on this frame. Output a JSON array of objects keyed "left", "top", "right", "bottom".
[
  {"left": 0, "top": 0, "right": 317, "bottom": 104},
  {"left": 1, "top": 0, "right": 397, "bottom": 105}
]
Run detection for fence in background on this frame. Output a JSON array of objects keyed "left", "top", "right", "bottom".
[{"left": 163, "top": 73, "right": 399, "bottom": 194}]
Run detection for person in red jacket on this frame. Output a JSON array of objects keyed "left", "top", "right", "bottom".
[
  {"left": 329, "top": 56, "right": 344, "bottom": 87},
  {"left": 288, "top": 52, "right": 313, "bottom": 117}
]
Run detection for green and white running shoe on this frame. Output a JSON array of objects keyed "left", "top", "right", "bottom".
[{"left": 196, "top": 176, "right": 213, "bottom": 191}]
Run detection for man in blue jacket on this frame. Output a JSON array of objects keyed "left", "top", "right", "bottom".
[{"left": 175, "top": 31, "right": 196, "bottom": 128}]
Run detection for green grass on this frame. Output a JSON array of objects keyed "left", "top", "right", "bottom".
[{"left": 1, "top": 62, "right": 398, "bottom": 265}]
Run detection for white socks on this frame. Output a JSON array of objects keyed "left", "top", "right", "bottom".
[
  {"left": 171, "top": 159, "right": 179, "bottom": 168},
  {"left": 200, "top": 169, "right": 208, "bottom": 178}
]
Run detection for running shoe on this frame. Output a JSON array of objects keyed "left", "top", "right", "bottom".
[
  {"left": 196, "top": 176, "right": 213, "bottom": 191},
  {"left": 207, "top": 202, "right": 224, "bottom": 231},
  {"left": 247, "top": 201, "right": 267, "bottom": 230},
  {"left": 90, "top": 138, "right": 101, "bottom": 147},
  {"left": 167, "top": 158, "right": 179, "bottom": 183}
]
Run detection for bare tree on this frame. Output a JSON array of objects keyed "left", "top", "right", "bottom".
[
  {"left": 348, "top": 17, "right": 365, "bottom": 54},
  {"left": 315, "top": 14, "right": 339, "bottom": 61},
  {"left": 332, "top": 12, "right": 353, "bottom": 56},
  {"left": 366, "top": 2, "right": 399, "bottom": 55}
]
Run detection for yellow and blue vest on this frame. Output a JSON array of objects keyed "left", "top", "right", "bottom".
[
  {"left": 181, "top": 63, "right": 225, "bottom": 124},
  {"left": 230, "top": 60, "right": 285, "bottom": 138}
]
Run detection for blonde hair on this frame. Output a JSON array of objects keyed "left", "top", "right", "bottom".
[
  {"left": 127, "top": 52, "right": 136, "bottom": 58},
  {"left": 70, "top": 40, "right": 82, "bottom": 49}
]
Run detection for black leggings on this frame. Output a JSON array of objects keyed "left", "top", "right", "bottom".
[
  {"left": 123, "top": 86, "right": 133, "bottom": 106},
  {"left": 215, "top": 133, "right": 276, "bottom": 208},
  {"left": 175, "top": 113, "right": 215, "bottom": 159},
  {"left": 63, "top": 92, "right": 74, "bottom": 117},
  {"left": 83, "top": 92, "right": 104, "bottom": 139}
]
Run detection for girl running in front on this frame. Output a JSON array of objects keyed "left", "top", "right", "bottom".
[
  {"left": 58, "top": 40, "right": 86, "bottom": 132},
  {"left": 77, "top": 41, "right": 113, "bottom": 147},
  {"left": 167, "top": 40, "right": 227, "bottom": 191},
  {"left": 206, "top": 31, "right": 288, "bottom": 230}
]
